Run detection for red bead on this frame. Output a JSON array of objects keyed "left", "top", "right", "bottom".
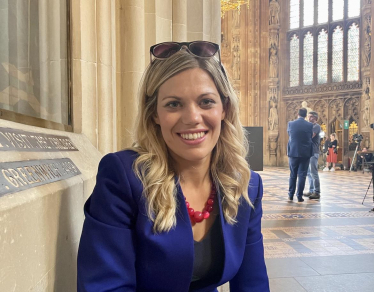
[
  {"left": 207, "top": 199, "right": 214, "bottom": 205},
  {"left": 188, "top": 208, "right": 195, "bottom": 216},
  {"left": 209, "top": 194, "right": 215, "bottom": 199},
  {"left": 202, "top": 211, "right": 210, "bottom": 219},
  {"left": 206, "top": 205, "right": 213, "bottom": 212},
  {"left": 185, "top": 202, "right": 190, "bottom": 208},
  {"left": 194, "top": 211, "right": 204, "bottom": 222}
]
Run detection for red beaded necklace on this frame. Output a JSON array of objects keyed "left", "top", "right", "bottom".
[{"left": 184, "top": 185, "right": 217, "bottom": 223}]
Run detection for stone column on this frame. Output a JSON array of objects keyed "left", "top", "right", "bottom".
[
  {"left": 210, "top": 0, "right": 221, "bottom": 45},
  {"left": 172, "top": 0, "right": 187, "bottom": 41},
  {"left": 155, "top": 0, "right": 172, "bottom": 42},
  {"left": 116, "top": 0, "right": 145, "bottom": 149},
  {"left": 268, "top": 0, "right": 281, "bottom": 166},
  {"left": 72, "top": 0, "right": 98, "bottom": 146},
  {"left": 97, "top": 0, "right": 115, "bottom": 154},
  {"left": 187, "top": 0, "right": 203, "bottom": 40}
]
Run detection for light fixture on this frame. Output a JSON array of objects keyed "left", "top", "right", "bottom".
[{"left": 221, "top": 0, "right": 250, "bottom": 18}]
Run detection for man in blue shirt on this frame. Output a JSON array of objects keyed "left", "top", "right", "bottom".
[
  {"left": 304, "top": 111, "right": 321, "bottom": 200},
  {"left": 287, "top": 108, "right": 313, "bottom": 202}
]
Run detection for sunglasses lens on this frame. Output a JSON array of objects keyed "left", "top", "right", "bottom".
[
  {"left": 189, "top": 42, "right": 218, "bottom": 57},
  {"left": 152, "top": 43, "right": 180, "bottom": 58}
]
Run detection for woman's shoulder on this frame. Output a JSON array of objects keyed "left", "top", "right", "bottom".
[
  {"left": 247, "top": 170, "right": 262, "bottom": 199},
  {"left": 100, "top": 149, "right": 140, "bottom": 170}
]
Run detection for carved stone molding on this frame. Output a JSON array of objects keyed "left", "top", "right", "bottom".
[
  {"left": 362, "top": 78, "right": 371, "bottom": 128},
  {"left": 268, "top": 0, "right": 280, "bottom": 160},
  {"left": 283, "top": 81, "right": 362, "bottom": 97},
  {"left": 363, "top": 14, "right": 371, "bottom": 68},
  {"left": 286, "top": 102, "right": 299, "bottom": 122},
  {"left": 232, "top": 34, "right": 241, "bottom": 80},
  {"left": 313, "top": 100, "right": 328, "bottom": 124},
  {"left": 268, "top": 131, "right": 279, "bottom": 155},
  {"left": 329, "top": 99, "right": 344, "bottom": 122},
  {"left": 344, "top": 97, "right": 360, "bottom": 121},
  {"left": 269, "top": 0, "right": 280, "bottom": 26}
]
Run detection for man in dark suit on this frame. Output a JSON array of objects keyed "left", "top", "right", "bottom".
[{"left": 287, "top": 108, "right": 313, "bottom": 202}]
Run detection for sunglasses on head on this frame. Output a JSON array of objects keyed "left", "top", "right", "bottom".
[{"left": 150, "top": 41, "right": 221, "bottom": 63}]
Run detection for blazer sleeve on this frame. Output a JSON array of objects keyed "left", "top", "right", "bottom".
[
  {"left": 229, "top": 174, "right": 270, "bottom": 292},
  {"left": 77, "top": 153, "right": 138, "bottom": 292}
]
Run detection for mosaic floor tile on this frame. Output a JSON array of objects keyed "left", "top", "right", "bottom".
[{"left": 261, "top": 167, "right": 374, "bottom": 259}]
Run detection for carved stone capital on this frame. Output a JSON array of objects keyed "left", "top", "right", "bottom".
[{"left": 268, "top": 131, "right": 279, "bottom": 156}]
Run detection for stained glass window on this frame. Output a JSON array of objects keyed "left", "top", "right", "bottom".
[
  {"left": 332, "top": 26, "right": 344, "bottom": 82},
  {"left": 333, "top": 0, "right": 344, "bottom": 21},
  {"left": 290, "top": 34, "right": 299, "bottom": 87},
  {"left": 304, "top": 0, "right": 314, "bottom": 26},
  {"left": 318, "top": 29, "right": 328, "bottom": 84},
  {"left": 347, "top": 23, "right": 360, "bottom": 81},
  {"left": 348, "top": 0, "right": 360, "bottom": 18},
  {"left": 303, "top": 32, "right": 314, "bottom": 85},
  {"left": 318, "top": 0, "right": 329, "bottom": 24},
  {"left": 290, "top": 0, "right": 300, "bottom": 29}
]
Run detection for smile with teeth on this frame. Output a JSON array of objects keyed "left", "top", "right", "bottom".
[{"left": 179, "top": 132, "right": 207, "bottom": 140}]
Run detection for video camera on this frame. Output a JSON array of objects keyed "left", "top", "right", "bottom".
[{"left": 353, "top": 133, "right": 364, "bottom": 143}]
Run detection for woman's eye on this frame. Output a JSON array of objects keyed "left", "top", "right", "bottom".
[
  {"left": 200, "top": 99, "right": 215, "bottom": 107},
  {"left": 165, "top": 101, "right": 181, "bottom": 108}
]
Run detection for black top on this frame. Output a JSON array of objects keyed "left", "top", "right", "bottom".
[
  {"left": 189, "top": 216, "right": 224, "bottom": 291},
  {"left": 328, "top": 140, "right": 338, "bottom": 148}
]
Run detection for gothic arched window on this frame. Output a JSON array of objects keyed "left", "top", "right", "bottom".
[
  {"left": 290, "top": 34, "right": 299, "bottom": 87},
  {"left": 347, "top": 23, "right": 360, "bottom": 81},
  {"left": 332, "top": 26, "right": 344, "bottom": 82},
  {"left": 318, "top": 29, "right": 328, "bottom": 84},
  {"left": 303, "top": 32, "right": 314, "bottom": 85},
  {"left": 288, "top": 0, "right": 361, "bottom": 87}
]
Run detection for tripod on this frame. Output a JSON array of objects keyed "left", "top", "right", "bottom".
[
  {"left": 362, "top": 163, "right": 374, "bottom": 212},
  {"left": 349, "top": 141, "right": 361, "bottom": 172}
]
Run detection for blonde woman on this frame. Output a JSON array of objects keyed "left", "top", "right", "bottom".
[
  {"left": 77, "top": 41, "right": 269, "bottom": 291},
  {"left": 324, "top": 133, "right": 338, "bottom": 171}
]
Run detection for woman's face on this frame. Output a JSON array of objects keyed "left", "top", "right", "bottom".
[
  {"left": 330, "top": 134, "right": 335, "bottom": 140},
  {"left": 154, "top": 68, "right": 225, "bottom": 166}
]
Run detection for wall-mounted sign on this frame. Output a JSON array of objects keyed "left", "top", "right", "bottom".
[
  {"left": 0, "top": 127, "right": 78, "bottom": 151},
  {"left": 0, "top": 158, "right": 81, "bottom": 197},
  {"left": 344, "top": 120, "right": 349, "bottom": 130}
]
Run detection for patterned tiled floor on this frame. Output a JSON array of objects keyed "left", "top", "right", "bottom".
[{"left": 260, "top": 167, "right": 374, "bottom": 292}]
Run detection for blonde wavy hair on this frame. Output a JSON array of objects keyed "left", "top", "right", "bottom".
[{"left": 131, "top": 50, "right": 252, "bottom": 233}]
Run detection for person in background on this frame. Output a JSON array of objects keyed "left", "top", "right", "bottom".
[
  {"left": 304, "top": 111, "right": 321, "bottom": 200},
  {"left": 356, "top": 147, "right": 373, "bottom": 170},
  {"left": 287, "top": 108, "right": 313, "bottom": 203},
  {"left": 77, "top": 41, "right": 269, "bottom": 292},
  {"left": 323, "top": 133, "right": 338, "bottom": 171}
]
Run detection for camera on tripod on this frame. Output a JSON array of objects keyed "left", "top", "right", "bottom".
[{"left": 352, "top": 133, "right": 364, "bottom": 143}]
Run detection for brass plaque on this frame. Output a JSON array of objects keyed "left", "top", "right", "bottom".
[
  {"left": 0, "top": 127, "right": 78, "bottom": 151},
  {"left": 0, "top": 158, "right": 81, "bottom": 197}
]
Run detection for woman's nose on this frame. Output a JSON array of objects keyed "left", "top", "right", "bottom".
[{"left": 181, "top": 105, "right": 202, "bottom": 125}]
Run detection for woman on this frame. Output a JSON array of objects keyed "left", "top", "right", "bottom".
[
  {"left": 77, "top": 41, "right": 269, "bottom": 292},
  {"left": 324, "top": 133, "right": 338, "bottom": 171}
]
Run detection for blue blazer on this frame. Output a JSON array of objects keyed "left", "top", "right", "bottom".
[
  {"left": 77, "top": 150, "right": 269, "bottom": 292},
  {"left": 287, "top": 117, "right": 313, "bottom": 158}
]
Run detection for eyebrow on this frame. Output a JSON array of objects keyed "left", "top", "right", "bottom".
[{"left": 161, "top": 92, "right": 219, "bottom": 101}]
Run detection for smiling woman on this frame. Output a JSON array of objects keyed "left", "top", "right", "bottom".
[{"left": 77, "top": 43, "right": 270, "bottom": 292}]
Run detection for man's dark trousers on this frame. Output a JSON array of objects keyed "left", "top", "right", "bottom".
[{"left": 289, "top": 156, "right": 310, "bottom": 199}]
